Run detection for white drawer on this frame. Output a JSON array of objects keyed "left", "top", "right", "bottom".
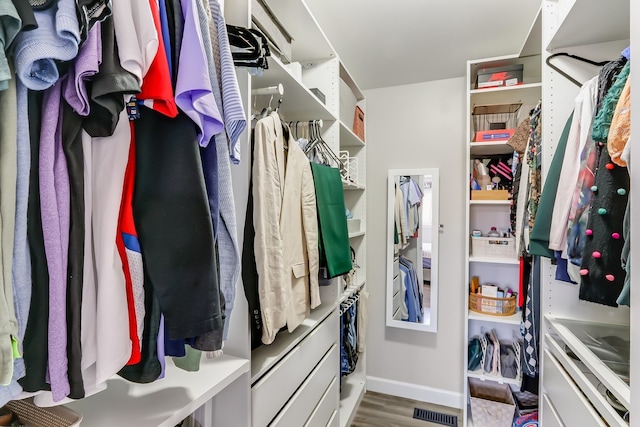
[
  {"left": 305, "top": 377, "right": 338, "bottom": 427},
  {"left": 392, "top": 290, "right": 402, "bottom": 312},
  {"left": 393, "top": 274, "right": 400, "bottom": 294},
  {"left": 252, "top": 314, "right": 338, "bottom": 427},
  {"left": 270, "top": 345, "right": 338, "bottom": 427},
  {"left": 393, "top": 257, "right": 399, "bottom": 279},
  {"left": 542, "top": 393, "right": 565, "bottom": 427},
  {"left": 545, "top": 334, "right": 628, "bottom": 427},
  {"left": 325, "top": 410, "right": 338, "bottom": 427},
  {"left": 543, "top": 350, "right": 606, "bottom": 427}
]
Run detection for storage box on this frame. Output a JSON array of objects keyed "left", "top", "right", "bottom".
[
  {"left": 5, "top": 398, "right": 82, "bottom": 426},
  {"left": 353, "top": 106, "right": 365, "bottom": 141},
  {"left": 470, "top": 190, "right": 510, "bottom": 200},
  {"left": 474, "top": 129, "right": 515, "bottom": 142},
  {"left": 251, "top": 0, "right": 292, "bottom": 62},
  {"left": 469, "top": 378, "right": 516, "bottom": 427},
  {"left": 471, "top": 236, "right": 516, "bottom": 259},
  {"left": 310, "top": 88, "right": 326, "bottom": 104},
  {"left": 347, "top": 219, "right": 361, "bottom": 234},
  {"left": 476, "top": 64, "right": 524, "bottom": 89}
]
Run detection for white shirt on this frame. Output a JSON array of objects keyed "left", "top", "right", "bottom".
[{"left": 548, "top": 76, "right": 599, "bottom": 252}]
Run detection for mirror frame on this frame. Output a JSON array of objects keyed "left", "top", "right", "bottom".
[{"left": 386, "top": 168, "right": 439, "bottom": 333}]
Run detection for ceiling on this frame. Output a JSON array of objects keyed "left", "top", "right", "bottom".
[{"left": 306, "top": 0, "right": 542, "bottom": 90}]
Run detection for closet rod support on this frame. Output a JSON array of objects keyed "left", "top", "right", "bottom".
[{"left": 251, "top": 84, "right": 284, "bottom": 96}]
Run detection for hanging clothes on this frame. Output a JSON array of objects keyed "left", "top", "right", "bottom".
[
  {"left": 340, "top": 296, "right": 358, "bottom": 377},
  {"left": 250, "top": 112, "right": 320, "bottom": 345},
  {"left": 579, "top": 61, "right": 630, "bottom": 307},
  {"left": 398, "top": 256, "right": 422, "bottom": 323},
  {"left": 311, "top": 163, "right": 352, "bottom": 278},
  {"left": 0, "top": 64, "right": 19, "bottom": 388},
  {"left": 529, "top": 112, "right": 573, "bottom": 258},
  {"left": 548, "top": 76, "right": 599, "bottom": 252},
  {"left": 0, "top": 0, "right": 245, "bottom": 406}
]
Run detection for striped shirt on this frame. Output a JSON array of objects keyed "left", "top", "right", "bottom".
[{"left": 209, "top": 0, "right": 247, "bottom": 164}]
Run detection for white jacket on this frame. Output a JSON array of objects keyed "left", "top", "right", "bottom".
[{"left": 253, "top": 113, "right": 320, "bottom": 345}]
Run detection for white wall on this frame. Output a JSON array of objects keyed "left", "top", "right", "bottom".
[{"left": 364, "top": 77, "right": 466, "bottom": 407}]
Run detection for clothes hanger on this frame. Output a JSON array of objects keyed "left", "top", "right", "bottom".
[{"left": 546, "top": 52, "right": 610, "bottom": 87}]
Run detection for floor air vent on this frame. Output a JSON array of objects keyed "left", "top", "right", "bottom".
[{"left": 412, "top": 408, "right": 458, "bottom": 426}]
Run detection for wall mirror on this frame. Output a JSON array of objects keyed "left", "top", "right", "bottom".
[{"left": 386, "top": 169, "right": 439, "bottom": 332}]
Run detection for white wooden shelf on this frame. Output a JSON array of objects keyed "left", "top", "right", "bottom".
[
  {"left": 342, "top": 181, "right": 365, "bottom": 191},
  {"left": 339, "top": 121, "right": 365, "bottom": 148},
  {"left": 519, "top": 6, "right": 542, "bottom": 57},
  {"left": 65, "top": 355, "right": 249, "bottom": 427},
  {"left": 339, "top": 363, "right": 366, "bottom": 427},
  {"left": 339, "top": 61, "right": 365, "bottom": 102},
  {"left": 348, "top": 231, "right": 365, "bottom": 239},
  {"left": 469, "top": 256, "right": 519, "bottom": 265},
  {"left": 467, "top": 369, "right": 521, "bottom": 386},
  {"left": 546, "top": 0, "right": 630, "bottom": 50},
  {"left": 261, "top": 0, "right": 336, "bottom": 62},
  {"left": 468, "top": 310, "right": 522, "bottom": 325},
  {"left": 469, "top": 82, "right": 541, "bottom": 107},
  {"left": 469, "top": 82, "right": 542, "bottom": 95},
  {"left": 255, "top": 55, "right": 337, "bottom": 122},
  {"left": 251, "top": 301, "right": 336, "bottom": 383},
  {"left": 469, "top": 200, "right": 511, "bottom": 206},
  {"left": 469, "top": 141, "right": 515, "bottom": 156}
]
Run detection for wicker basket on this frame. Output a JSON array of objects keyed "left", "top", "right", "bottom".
[
  {"left": 5, "top": 399, "right": 82, "bottom": 427},
  {"left": 471, "top": 236, "right": 516, "bottom": 259},
  {"left": 469, "top": 378, "right": 516, "bottom": 427},
  {"left": 469, "top": 293, "right": 517, "bottom": 316}
]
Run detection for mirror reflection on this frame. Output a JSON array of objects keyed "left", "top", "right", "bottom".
[{"left": 387, "top": 169, "right": 439, "bottom": 332}]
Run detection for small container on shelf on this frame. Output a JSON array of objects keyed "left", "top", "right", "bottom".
[
  {"left": 475, "top": 64, "right": 524, "bottom": 89},
  {"left": 468, "top": 378, "right": 516, "bottom": 427},
  {"left": 5, "top": 398, "right": 82, "bottom": 427},
  {"left": 347, "top": 219, "right": 361, "bottom": 234},
  {"left": 469, "top": 292, "right": 517, "bottom": 316},
  {"left": 352, "top": 106, "right": 365, "bottom": 141},
  {"left": 470, "top": 190, "right": 510, "bottom": 200},
  {"left": 471, "top": 103, "right": 521, "bottom": 142},
  {"left": 471, "top": 235, "right": 516, "bottom": 258}
]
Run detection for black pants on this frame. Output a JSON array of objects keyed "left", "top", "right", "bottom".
[{"left": 133, "top": 109, "right": 222, "bottom": 340}]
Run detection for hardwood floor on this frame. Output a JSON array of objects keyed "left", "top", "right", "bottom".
[{"left": 351, "top": 391, "right": 461, "bottom": 427}]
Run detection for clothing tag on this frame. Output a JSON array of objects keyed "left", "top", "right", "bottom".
[
  {"left": 11, "top": 336, "right": 20, "bottom": 359},
  {"left": 127, "top": 96, "right": 141, "bottom": 121}
]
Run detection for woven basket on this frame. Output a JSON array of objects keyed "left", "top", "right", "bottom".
[
  {"left": 469, "top": 293, "right": 517, "bottom": 316},
  {"left": 5, "top": 399, "right": 82, "bottom": 427},
  {"left": 470, "top": 236, "right": 516, "bottom": 259},
  {"left": 469, "top": 378, "right": 515, "bottom": 427}
]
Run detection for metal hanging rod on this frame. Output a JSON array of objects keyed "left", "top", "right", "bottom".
[{"left": 251, "top": 83, "right": 284, "bottom": 96}]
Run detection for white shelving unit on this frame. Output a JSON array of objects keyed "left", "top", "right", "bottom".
[
  {"left": 467, "top": 370, "right": 521, "bottom": 386},
  {"left": 468, "top": 256, "right": 520, "bottom": 265},
  {"left": 66, "top": 356, "right": 249, "bottom": 427},
  {"left": 242, "top": 2, "right": 368, "bottom": 426},
  {"left": 468, "top": 310, "right": 522, "bottom": 326},
  {"left": 539, "top": 1, "right": 631, "bottom": 426},
  {"left": 336, "top": 59, "right": 367, "bottom": 427},
  {"left": 463, "top": 8, "right": 542, "bottom": 426}
]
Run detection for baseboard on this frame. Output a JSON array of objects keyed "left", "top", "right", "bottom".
[{"left": 366, "top": 376, "right": 464, "bottom": 409}]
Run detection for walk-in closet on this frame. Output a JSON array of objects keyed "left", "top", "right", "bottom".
[{"left": 0, "top": 0, "right": 637, "bottom": 426}]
